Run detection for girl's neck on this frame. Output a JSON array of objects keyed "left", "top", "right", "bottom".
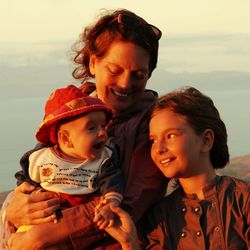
[{"left": 179, "top": 168, "right": 216, "bottom": 200}]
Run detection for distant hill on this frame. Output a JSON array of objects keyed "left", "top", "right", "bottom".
[
  {"left": 147, "top": 70, "right": 250, "bottom": 94},
  {"left": 0, "top": 191, "right": 11, "bottom": 207},
  {"left": 217, "top": 154, "right": 250, "bottom": 181},
  {"left": 1, "top": 63, "right": 250, "bottom": 100}
]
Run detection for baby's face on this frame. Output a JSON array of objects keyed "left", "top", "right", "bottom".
[{"left": 61, "top": 111, "right": 108, "bottom": 161}]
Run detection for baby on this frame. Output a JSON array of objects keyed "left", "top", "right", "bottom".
[{"left": 18, "top": 84, "right": 123, "bottom": 237}]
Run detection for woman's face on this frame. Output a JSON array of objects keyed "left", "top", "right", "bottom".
[{"left": 89, "top": 41, "right": 150, "bottom": 113}]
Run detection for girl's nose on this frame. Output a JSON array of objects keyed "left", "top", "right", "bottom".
[{"left": 156, "top": 139, "right": 167, "bottom": 154}]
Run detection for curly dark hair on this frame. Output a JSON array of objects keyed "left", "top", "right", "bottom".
[
  {"left": 151, "top": 86, "right": 229, "bottom": 169},
  {"left": 72, "top": 9, "right": 161, "bottom": 83}
]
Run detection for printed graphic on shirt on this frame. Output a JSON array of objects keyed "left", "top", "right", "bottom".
[
  {"left": 39, "top": 163, "right": 99, "bottom": 190},
  {"left": 40, "top": 163, "right": 57, "bottom": 182}
]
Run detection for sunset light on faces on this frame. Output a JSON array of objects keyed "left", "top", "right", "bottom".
[
  {"left": 149, "top": 108, "right": 208, "bottom": 180},
  {"left": 58, "top": 111, "right": 108, "bottom": 161},
  {"left": 89, "top": 41, "right": 150, "bottom": 114}
]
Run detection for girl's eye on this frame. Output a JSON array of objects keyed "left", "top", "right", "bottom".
[
  {"left": 150, "top": 139, "right": 157, "bottom": 145},
  {"left": 167, "top": 134, "right": 176, "bottom": 139}
]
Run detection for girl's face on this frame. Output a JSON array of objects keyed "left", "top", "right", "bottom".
[
  {"left": 149, "top": 109, "right": 205, "bottom": 179},
  {"left": 60, "top": 111, "right": 108, "bottom": 161},
  {"left": 89, "top": 41, "right": 150, "bottom": 114}
]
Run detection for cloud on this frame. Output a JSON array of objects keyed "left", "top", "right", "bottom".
[
  {"left": 159, "top": 33, "right": 250, "bottom": 72},
  {"left": 0, "top": 40, "right": 74, "bottom": 67},
  {"left": 0, "top": 32, "right": 249, "bottom": 74}
]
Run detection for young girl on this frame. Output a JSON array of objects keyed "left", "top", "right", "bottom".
[{"left": 101, "top": 86, "right": 250, "bottom": 250}]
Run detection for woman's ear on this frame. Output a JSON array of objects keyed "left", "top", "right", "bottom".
[
  {"left": 89, "top": 55, "right": 97, "bottom": 76},
  {"left": 57, "top": 129, "right": 73, "bottom": 148},
  {"left": 201, "top": 129, "right": 214, "bottom": 153}
]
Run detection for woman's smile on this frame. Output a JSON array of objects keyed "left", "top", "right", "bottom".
[{"left": 111, "top": 88, "right": 130, "bottom": 97}]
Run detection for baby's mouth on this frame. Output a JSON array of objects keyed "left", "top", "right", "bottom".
[{"left": 93, "top": 141, "right": 105, "bottom": 150}]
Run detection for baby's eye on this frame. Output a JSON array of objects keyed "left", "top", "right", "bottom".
[{"left": 88, "top": 126, "right": 97, "bottom": 132}]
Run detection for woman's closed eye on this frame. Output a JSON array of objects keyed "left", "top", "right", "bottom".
[
  {"left": 107, "top": 65, "right": 122, "bottom": 75},
  {"left": 131, "top": 70, "right": 147, "bottom": 80}
]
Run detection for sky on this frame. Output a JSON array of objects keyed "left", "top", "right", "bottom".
[
  {"left": 1, "top": 0, "right": 250, "bottom": 73},
  {"left": 1, "top": 0, "right": 250, "bottom": 42}
]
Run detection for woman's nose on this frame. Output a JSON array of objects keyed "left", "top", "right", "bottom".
[{"left": 117, "top": 73, "right": 133, "bottom": 90}]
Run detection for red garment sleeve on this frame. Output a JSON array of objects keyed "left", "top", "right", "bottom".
[{"left": 61, "top": 197, "right": 107, "bottom": 249}]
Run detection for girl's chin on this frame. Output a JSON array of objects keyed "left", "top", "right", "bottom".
[{"left": 160, "top": 169, "right": 177, "bottom": 179}]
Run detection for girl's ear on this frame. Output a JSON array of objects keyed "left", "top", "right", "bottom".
[
  {"left": 57, "top": 129, "right": 73, "bottom": 148},
  {"left": 201, "top": 129, "right": 214, "bottom": 153},
  {"left": 89, "top": 55, "right": 97, "bottom": 76}
]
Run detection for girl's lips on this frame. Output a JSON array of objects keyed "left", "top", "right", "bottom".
[{"left": 160, "top": 157, "right": 175, "bottom": 165}]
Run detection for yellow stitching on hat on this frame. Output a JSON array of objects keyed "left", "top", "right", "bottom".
[
  {"left": 66, "top": 98, "right": 87, "bottom": 109},
  {"left": 48, "top": 91, "right": 56, "bottom": 101},
  {"left": 43, "top": 114, "right": 55, "bottom": 123},
  {"left": 39, "top": 104, "right": 108, "bottom": 128}
]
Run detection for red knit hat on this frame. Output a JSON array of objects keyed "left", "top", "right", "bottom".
[{"left": 36, "top": 84, "right": 112, "bottom": 145}]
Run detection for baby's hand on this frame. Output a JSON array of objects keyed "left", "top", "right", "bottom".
[{"left": 93, "top": 199, "right": 119, "bottom": 230}]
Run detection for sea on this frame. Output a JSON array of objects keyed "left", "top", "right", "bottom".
[{"left": 0, "top": 87, "right": 250, "bottom": 192}]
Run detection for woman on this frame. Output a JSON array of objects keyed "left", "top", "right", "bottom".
[
  {"left": 102, "top": 87, "right": 250, "bottom": 249},
  {"left": 3, "top": 9, "right": 168, "bottom": 249}
]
